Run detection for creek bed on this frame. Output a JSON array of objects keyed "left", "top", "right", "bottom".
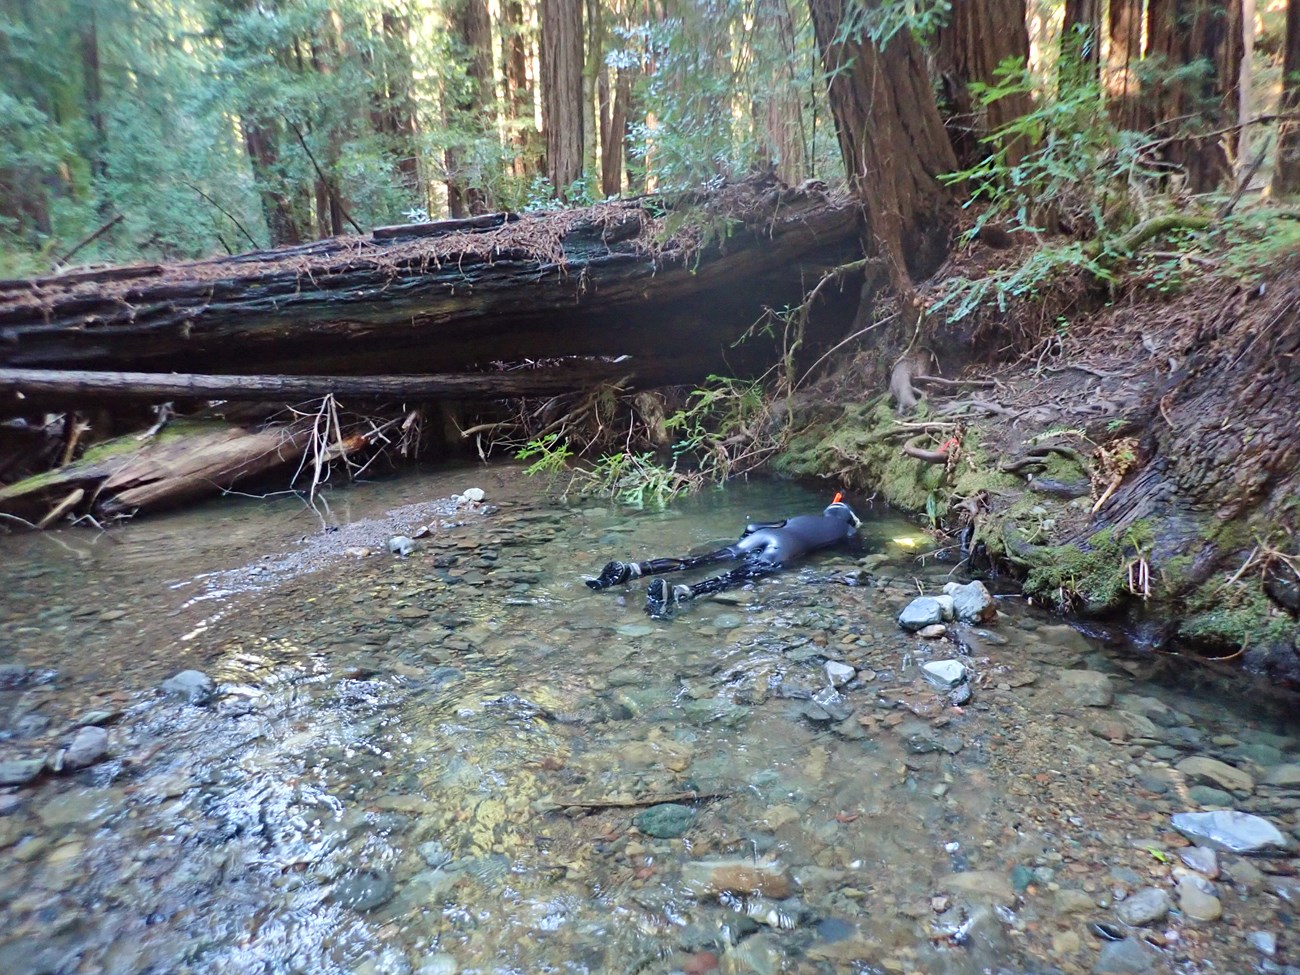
[{"left": 0, "top": 465, "right": 1296, "bottom": 975}]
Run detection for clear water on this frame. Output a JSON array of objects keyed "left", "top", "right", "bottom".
[{"left": 0, "top": 465, "right": 1296, "bottom": 975}]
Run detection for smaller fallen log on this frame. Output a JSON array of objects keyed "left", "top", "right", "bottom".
[
  {"left": 0, "top": 363, "right": 634, "bottom": 405},
  {"left": 0, "top": 417, "right": 359, "bottom": 524}
]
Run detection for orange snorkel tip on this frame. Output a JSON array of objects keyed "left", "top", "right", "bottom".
[{"left": 832, "top": 492, "right": 843, "bottom": 504}]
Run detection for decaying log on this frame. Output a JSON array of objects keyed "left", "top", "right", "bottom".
[
  {"left": 0, "top": 420, "right": 323, "bottom": 521},
  {"left": 0, "top": 178, "right": 862, "bottom": 381},
  {"left": 0, "top": 363, "right": 642, "bottom": 405}
]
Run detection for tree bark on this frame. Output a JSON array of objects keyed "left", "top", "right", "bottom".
[
  {"left": 933, "top": 0, "right": 1033, "bottom": 168},
  {"left": 755, "top": 0, "right": 807, "bottom": 182},
  {"left": 1274, "top": 0, "right": 1300, "bottom": 194},
  {"left": 807, "top": 0, "right": 958, "bottom": 285},
  {"left": 501, "top": 0, "right": 535, "bottom": 179},
  {"left": 380, "top": 10, "right": 423, "bottom": 202},
  {"left": 0, "top": 179, "right": 861, "bottom": 383},
  {"left": 541, "top": 0, "right": 585, "bottom": 196},
  {"left": 446, "top": 0, "right": 495, "bottom": 218},
  {"left": 1145, "top": 0, "right": 1244, "bottom": 192},
  {"left": 1107, "top": 0, "right": 1144, "bottom": 130},
  {"left": 1062, "top": 0, "right": 1103, "bottom": 75},
  {"left": 0, "top": 365, "right": 641, "bottom": 405},
  {"left": 599, "top": 65, "right": 633, "bottom": 196}
]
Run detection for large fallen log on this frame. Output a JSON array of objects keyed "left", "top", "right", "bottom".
[{"left": 0, "top": 179, "right": 862, "bottom": 381}]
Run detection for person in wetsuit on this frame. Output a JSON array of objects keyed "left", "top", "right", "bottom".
[{"left": 586, "top": 496, "right": 862, "bottom": 617}]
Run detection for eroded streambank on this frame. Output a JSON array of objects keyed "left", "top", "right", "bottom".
[{"left": 773, "top": 248, "right": 1300, "bottom": 686}]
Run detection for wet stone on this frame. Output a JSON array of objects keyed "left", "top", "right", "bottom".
[
  {"left": 898, "top": 597, "right": 947, "bottom": 631},
  {"left": 61, "top": 725, "right": 108, "bottom": 771},
  {"left": 1176, "top": 756, "right": 1254, "bottom": 793},
  {"left": 0, "top": 759, "right": 44, "bottom": 787},
  {"left": 1056, "top": 669, "right": 1114, "bottom": 707},
  {"left": 160, "top": 669, "right": 216, "bottom": 705},
  {"left": 1188, "top": 785, "right": 1234, "bottom": 807},
  {"left": 332, "top": 868, "right": 397, "bottom": 912},
  {"left": 922, "top": 659, "right": 967, "bottom": 689},
  {"left": 1171, "top": 810, "right": 1288, "bottom": 854},
  {"left": 1176, "top": 872, "right": 1221, "bottom": 921},
  {"left": 1094, "top": 937, "right": 1161, "bottom": 974},
  {"left": 1114, "top": 886, "right": 1170, "bottom": 926},
  {"left": 633, "top": 803, "right": 695, "bottom": 838}
]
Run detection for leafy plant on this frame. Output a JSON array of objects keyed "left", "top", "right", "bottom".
[{"left": 515, "top": 433, "right": 574, "bottom": 478}]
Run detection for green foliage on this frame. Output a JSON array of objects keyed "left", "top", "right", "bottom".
[
  {"left": 941, "top": 56, "right": 1163, "bottom": 242},
  {"left": 1021, "top": 524, "right": 1154, "bottom": 613},
  {"left": 515, "top": 433, "right": 574, "bottom": 478},
  {"left": 931, "top": 241, "right": 1116, "bottom": 323},
  {"left": 1212, "top": 207, "right": 1300, "bottom": 283}
]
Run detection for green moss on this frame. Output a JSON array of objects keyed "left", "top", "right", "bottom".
[
  {"left": 1019, "top": 523, "right": 1154, "bottom": 613},
  {"left": 1179, "top": 583, "right": 1295, "bottom": 651}
]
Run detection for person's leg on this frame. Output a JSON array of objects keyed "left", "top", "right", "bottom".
[
  {"left": 585, "top": 548, "right": 739, "bottom": 591},
  {"left": 644, "top": 558, "right": 779, "bottom": 617}
]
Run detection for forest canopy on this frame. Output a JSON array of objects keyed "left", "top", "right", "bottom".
[{"left": 1, "top": 0, "right": 1298, "bottom": 278}]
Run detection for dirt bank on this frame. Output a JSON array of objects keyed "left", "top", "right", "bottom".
[{"left": 775, "top": 232, "right": 1300, "bottom": 684}]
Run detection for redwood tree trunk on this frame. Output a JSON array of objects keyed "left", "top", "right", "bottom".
[
  {"left": 756, "top": 0, "right": 806, "bottom": 182},
  {"left": 446, "top": 0, "right": 495, "bottom": 217},
  {"left": 1107, "top": 0, "right": 1144, "bottom": 130},
  {"left": 1062, "top": 0, "right": 1103, "bottom": 74},
  {"left": 381, "top": 11, "right": 422, "bottom": 200},
  {"left": 1145, "top": 0, "right": 1244, "bottom": 192},
  {"left": 934, "top": 0, "right": 1033, "bottom": 168},
  {"left": 807, "top": 0, "right": 958, "bottom": 284},
  {"left": 501, "top": 0, "right": 534, "bottom": 179},
  {"left": 541, "top": 0, "right": 585, "bottom": 196},
  {"left": 1276, "top": 0, "right": 1300, "bottom": 194}
]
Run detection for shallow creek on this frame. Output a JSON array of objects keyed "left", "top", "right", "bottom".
[{"left": 0, "top": 466, "right": 1296, "bottom": 975}]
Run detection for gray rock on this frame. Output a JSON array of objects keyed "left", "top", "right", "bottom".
[
  {"left": 898, "top": 597, "right": 946, "bottom": 631},
  {"left": 1178, "top": 846, "right": 1218, "bottom": 878},
  {"left": 61, "top": 726, "right": 108, "bottom": 771},
  {"left": 1094, "top": 937, "right": 1161, "bottom": 974},
  {"left": 388, "top": 535, "right": 415, "bottom": 556},
  {"left": 939, "top": 870, "right": 1015, "bottom": 906},
  {"left": 948, "top": 683, "right": 973, "bottom": 707},
  {"left": 1056, "top": 669, "right": 1114, "bottom": 706},
  {"left": 1054, "top": 888, "right": 1096, "bottom": 914},
  {"left": 1188, "top": 785, "right": 1233, "bottom": 807},
  {"left": 923, "top": 659, "right": 967, "bottom": 689},
  {"left": 1248, "top": 931, "right": 1278, "bottom": 956},
  {"left": 460, "top": 487, "right": 485, "bottom": 503},
  {"left": 417, "top": 840, "right": 452, "bottom": 869},
  {"left": 681, "top": 859, "right": 793, "bottom": 898},
  {"left": 333, "top": 868, "right": 396, "bottom": 911},
  {"left": 1171, "top": 810, "right": 1288, "bottom": 854},
  {"left": 1114, "top": 886, "right": 1170, "bottom": 926},
  {"left": 161, "top": 669, "right": 215, "bottom": 705},
  {"left": 824, "top": 661, "right": 855, "bottom": 687},
  {"left": 1176, "top": 872, "right": 1221, "bottom": 921},
  {"left": 1176, "top": 756, "right": 1254, "bottom": 793},
  {"left": 1263, "top": 763, "right": 1300, "bottom": 787},
  {"left": 942, "top": 580, "right": 996, "bottom": 623},
  {"left": 0, "top": 759, "right": 44, "bottom": 787}
]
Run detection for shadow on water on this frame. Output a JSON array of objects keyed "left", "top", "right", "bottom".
[{"left": 0, "top": 465, "right": 1296, "bottom": 975}]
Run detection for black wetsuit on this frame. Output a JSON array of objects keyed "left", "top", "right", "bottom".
[{"left": 586, "top": 501, "right": 861, "bottom": 617}]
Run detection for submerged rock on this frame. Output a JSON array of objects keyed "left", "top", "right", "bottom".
[
  {"left": 1094, "top": 937, "right": 1161, "bottom": 974},
  {"left": 1055, "top": 669, "right": 1114, "bottom": 707},
  {"left": 388, "top": 535, "right": 416, "bottom": 557},
  {"left": 160, "top": 670, "right": 215, "bottom": 705},
  {"left": 60, "top": 726, "right": 109, "bottom": 771},
  {"left": 332, "top": 868, "right": 397, "bottom": 912},
  {"left": 1114, "top": 886, "right": 1170, "bottom": 926},
  {"left": 1171, "top": 810, "right": 1287, "bottom": 854},
  {"left": 634, "top": 803, "right": 695, "bottom": 838},
  {"left": 681, "top": 859, "right": 793, "bottom": 898},
  {"left": 0, "top": 759, "right": 44, "bottom": 787},
  {"left": 1176, "top": 756, "right": 1254, "bottom": 793},
  {"left": 825, "top": 661, "right": 855, "bottom": 687}
]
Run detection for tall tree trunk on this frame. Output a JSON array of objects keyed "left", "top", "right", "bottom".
[
  {"left": 934, "top": 0, "right": 1033, "bottom": 168},
  {"left": 381, "top": 11, "right": 422, "bottom": 201},
  {"left": 1276, "top": 0, "right": 1300, "bottom": 194},
  {"left": 1107, "top": 0, "right": 1144, "bottom": 130},
  {"left": 501, "top": 0, "right": 534, "bottom": 179},
  {"left": 1062, "top": 0, "right": 1104, "bottom": 75},
  {"left": 79, "top": 0, "right": 111, "bottom": 224},
  {"left": 755, "top": 0, "right": 806, "bottom": 182},
  {"left": 807, "top": 0, "right": 958, "bottom": 286},
  {"left": 1145, "top": 0, "right": 1243, "bottom": 192},
  {"left": 242, "top": 122, "right": 302, "bottom": 246},
  {"left": 599, "top": 65, "right": 632, "bottom": 195},
  {"left": 446, "top": 0, "right": 495, "bottom": 217},
  {"left": 541, "top": 0, "right": 585, "bottom": 196}
]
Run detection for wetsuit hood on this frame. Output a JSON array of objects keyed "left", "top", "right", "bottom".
[{"left": 823, "top": 500, "right": 861, "bottom": 531}]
